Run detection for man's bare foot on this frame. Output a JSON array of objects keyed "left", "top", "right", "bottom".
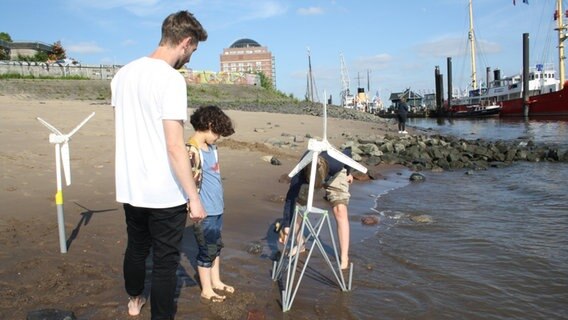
[{"left": 128, "top": 295, "right": 146, "bottom": 316}]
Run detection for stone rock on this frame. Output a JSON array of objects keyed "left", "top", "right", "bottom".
[
  {"left": 409, "top": 172, "right": 426, "bottom": 182},
  {"left": 410, "top": 214, "right": 433, "bottom": 223},
  {"left": 270, "top": 157, "right": 282, "bottom": 166},
  {"left": 246, "top": 241, "right": 263, "bottom": 255},
  {"left": 352, "top": 171, "right": 370, "bottom": 181},
  {"left": 361, "top": 215, "right": 379, "bottom": 225},
  {"left": 366, "top": 169, "right": 384, "bottom": 180}
]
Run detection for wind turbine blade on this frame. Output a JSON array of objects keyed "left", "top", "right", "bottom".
[
  {"left": 61, "top": 141, "right": 71, "bottom": 186},
  {"left": 67, "top": 112, "right": 95, "bottom": 138},
  {"left": 288, "top": 151, "right": 316, "bottom": 178},
  {"left": 36, "top": 117, "right": 63, "bottom": 135},
  {"left": 327, "top": 146, "right": 368, "bottom": 174}
]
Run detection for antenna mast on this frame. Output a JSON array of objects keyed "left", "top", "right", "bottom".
[
  {"left": 340, "top": 53, "right": 351, "bottom": 106},
  {"left": 556, "top": 0, "right": 566, "bottom": 89},
  {"left": 306, "top": 48, "right": 319, "bottom": 102},
  {"left": 468, "top": 0, "right": 478, "bottom": 90}
]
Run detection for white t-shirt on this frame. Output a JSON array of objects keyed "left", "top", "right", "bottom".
[{"left": 112, "top": 57, "right": 188, "bottom": 208}]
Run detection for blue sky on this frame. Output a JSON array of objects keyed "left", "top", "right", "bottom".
[{"left": 1, "top": 0, "right": 565, "bottom": 103}]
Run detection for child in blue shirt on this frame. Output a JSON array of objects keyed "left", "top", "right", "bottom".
[{"left": 187, "top": 105, "right": 235, "bottom": 302}]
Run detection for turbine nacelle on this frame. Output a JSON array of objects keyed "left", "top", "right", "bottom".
[{"left": 48, "top": 133, "right": 69, "bottom": 144}]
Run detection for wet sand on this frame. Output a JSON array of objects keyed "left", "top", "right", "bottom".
[{"left": 0, "top": 96, "right": 404, "bottom": 319}]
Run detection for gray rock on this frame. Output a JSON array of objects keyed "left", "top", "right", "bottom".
[
  {"left": 409, "top": 172, "right": 426, "bottom": 182},
  {"left": 410, "top": 214, "right": 433, "bottom": 223}
]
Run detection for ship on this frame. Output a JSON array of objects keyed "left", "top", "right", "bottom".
[{"left": 452, "top": 0, "right": 568, "bottom": 117}]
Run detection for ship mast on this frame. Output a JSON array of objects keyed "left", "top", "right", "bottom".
[
  {"left": 556, "top": 0, "right": 566, "bottom": 89},
  {"left": 306, "top": 47, "right": 318, "bottom": 103},
  {"left": 468, "top": 0, "right": 478, "bottom": 90}
]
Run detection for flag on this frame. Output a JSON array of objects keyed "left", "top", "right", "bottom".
[{"left": 513, "top": 0, "right": 516, "bottom": 5}]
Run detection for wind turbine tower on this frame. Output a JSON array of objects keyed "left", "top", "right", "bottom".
[{"left": 37, "top": 112, "right": 95, "bottom": 253}]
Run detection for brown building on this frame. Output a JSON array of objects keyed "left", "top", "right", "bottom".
[{"left": 220, "top": 38, "right": 275, "bottom": 86}]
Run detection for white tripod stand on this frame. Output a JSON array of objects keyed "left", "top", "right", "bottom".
[{"left": 271, "top": 95, "right": 367, "bottom": 312}]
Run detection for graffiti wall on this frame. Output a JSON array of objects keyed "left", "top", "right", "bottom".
[{"left": 182, "top": 70, "right": 260, "bottom": 86}]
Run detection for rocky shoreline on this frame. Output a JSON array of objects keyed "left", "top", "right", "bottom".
[
  {"left": 265, "top": 131, "right": 568, "bottom": 175},
  {"left": 351, "top": 133, "right": 568, "bottom": 172}
]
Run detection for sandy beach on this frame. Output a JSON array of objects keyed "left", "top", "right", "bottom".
[{"left": 0, "top": 95, "right": 404, "bottom": 319}]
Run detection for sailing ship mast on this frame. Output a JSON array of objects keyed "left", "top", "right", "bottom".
[
  {"left": 556, "top": 0, "right": 566, "bottom": 89},
  {"left": 306, "top": 47, "right": 318, "bottom": 102},
  {"left": 468, "top": 0, "right": 478, "bottom": 90}
]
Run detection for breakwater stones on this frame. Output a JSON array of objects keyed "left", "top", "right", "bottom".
[{"left": 342, "top": 134, "right": 568, "bottom": 172}]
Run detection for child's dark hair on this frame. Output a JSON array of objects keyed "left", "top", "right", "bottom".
[{"left": 190, "top": 105, "right": 235, "bottom": 137}]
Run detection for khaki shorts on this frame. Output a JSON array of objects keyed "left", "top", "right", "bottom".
[{"left": 298, "top": 168, "right": 350, "bottom": 207}]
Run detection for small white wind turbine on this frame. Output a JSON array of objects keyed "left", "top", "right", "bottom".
[
  {"left": 37, "top": 112, "right": 95, "bottom": 253},
  {"left": 288, "top": 92, "right": 367, "bottom": 210},
  {"left": 272, "top": 91, "right": 367, "bottom": 312}
]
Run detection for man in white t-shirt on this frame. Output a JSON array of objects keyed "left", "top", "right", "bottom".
[{"left": 111, "top": 10, "right": 207, "bottom": 319}]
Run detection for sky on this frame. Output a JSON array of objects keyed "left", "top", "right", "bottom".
[{"left": 1, "top": 0, "right": 566, "bottom": 104}]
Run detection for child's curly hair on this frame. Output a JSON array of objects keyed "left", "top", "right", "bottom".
[{"left": 189, "top": 105, "right": 235, "bottom": 137}]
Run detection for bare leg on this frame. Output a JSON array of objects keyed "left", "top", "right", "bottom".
[
  {"left": 198, "top": 264, "right": 225, "bottom": 301},
  {"left": 333, "top": 203, "right": 350, "bottom": 269},
  {"left": 211, "top": 257, "right": 234, "bottom": 293},
  {"left": 286, "top": 217, "right": 306, "bottom": 256}
]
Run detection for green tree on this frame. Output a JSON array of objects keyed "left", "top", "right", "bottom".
[
  {"left": 255, "top": 71, "right": 274, "bottom": 91},
  {"left": 0, "top": 32, "right": 12, "bottom": 42},
  {"left": 0, "top": 32, "right": 12, "bottom": 60}
]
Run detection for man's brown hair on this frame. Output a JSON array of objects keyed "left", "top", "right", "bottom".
[{"left": 159, "top": 10, "right": 208, "bottom": 47}]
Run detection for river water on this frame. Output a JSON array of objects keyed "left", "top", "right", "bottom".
[{"left": 340, "top": 117, "right": 568, "bottom": 319}]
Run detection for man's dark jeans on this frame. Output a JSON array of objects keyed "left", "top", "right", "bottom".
[{"left": 123, "top": 203, "right": 187, "bottom": 320}]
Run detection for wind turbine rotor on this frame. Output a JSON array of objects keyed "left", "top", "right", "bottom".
[
  {"left": 68, "top": 112, "right": 95, "bottom": 137},
  {"left": 326, "top": 146, "right": 367, "bottom": 174},
  {"left": 288, "top": 150, "right": 316, "bottom": 178},
  {"left": 37, "top": 117, "right": 63, "bottom": 136}
]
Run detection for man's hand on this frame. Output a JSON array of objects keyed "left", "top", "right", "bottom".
[
  {"left": 187, "top": 198, "right": 206, "bottom": 221},
  {"left": 346, "top": 174, "right": 354, "bottom": 184}
]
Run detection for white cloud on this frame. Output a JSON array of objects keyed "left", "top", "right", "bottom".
[
  {"left": 121, "top": 39, "right": 137, "bottom": 47},
  {"left": 67, "top": 42, "right": 104, "bottom": 54},
  {"left": 68, "top": 0, "right": 202, "bottom": 16},
  {"left": 353, "top": 53, "right": 393, "bottom": 70},
  {"left": 241, "top": 1, "right": 287, "bottom": 20},
  {"left": 415, "top": 36, "right": 501, "bottom": 59},
  {"left": 297, "top": 7, "right": 324, "bottom": 15}
]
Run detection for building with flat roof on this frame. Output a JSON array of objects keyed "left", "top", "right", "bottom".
[
  {"left": 220, "top": 38, "right": 275, "bottom": 86},
  {"left": 0, "top": 41, "right": 53, "bottom": 60}
]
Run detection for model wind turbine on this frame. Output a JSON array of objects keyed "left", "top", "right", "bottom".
[
  {"left": 272, "top": 91, "right": 367, "bottom": 312},
  {"left": 37, "top": 112, "right": 95, "bottom": 253}
]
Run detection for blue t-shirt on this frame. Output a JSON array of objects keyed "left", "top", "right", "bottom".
[{"left": 199, "top": 146, "right": 224, "bottom": 216}]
